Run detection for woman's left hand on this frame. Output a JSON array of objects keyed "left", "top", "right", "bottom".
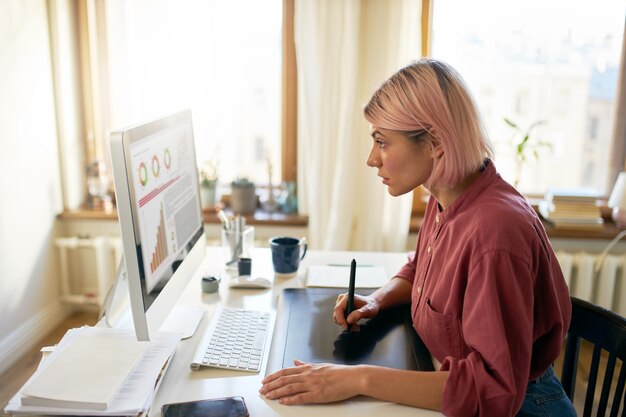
[{"left": 260, "top": 360, "right": 361, "bottom": 405}]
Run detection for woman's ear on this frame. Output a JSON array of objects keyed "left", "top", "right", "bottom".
[{"left": 430, "top": 142, "right": 444, "bottom": 159}]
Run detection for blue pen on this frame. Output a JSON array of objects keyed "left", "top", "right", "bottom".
[{"left": 345, "top": 259, "right": 356, "bottom": 332}]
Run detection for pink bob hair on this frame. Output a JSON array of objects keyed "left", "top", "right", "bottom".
[{"left": 364, "top": 58, "right": 494, "bottom": 189}]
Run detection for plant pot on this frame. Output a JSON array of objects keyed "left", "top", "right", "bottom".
[
  {"left": 231, "top": 187, "right": 257, "bottom": 215},
  {"left": 200, "top": 184, "right": 218, "bottom": 209}
]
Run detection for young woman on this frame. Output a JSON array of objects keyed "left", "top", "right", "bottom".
[{"left": 260, "top": 59, "right": 575, "bottom": 417}]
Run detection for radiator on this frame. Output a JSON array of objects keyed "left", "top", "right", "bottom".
[
  {"left": 556, "top": 251, "right": 626, "bottom": 317},
  {"left": 55, "top": 236, "right": 122, "bottom": 307}
]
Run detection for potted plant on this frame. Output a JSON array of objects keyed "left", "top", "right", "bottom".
[
  {"left": 230, "top": 178, "right": 257, "bottom": 215},
  {"left": 199, "top": 160, "right": 219, "bottom": 209},
  {"left": 504, "top": 118, "right": 552, "bottom": 188}
]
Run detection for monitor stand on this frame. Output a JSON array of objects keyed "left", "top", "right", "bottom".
[
  {"left": 159, "top": 305, "right": 205, "bottom": 339},
  {"left": 100, "top": 258, "right": 205, "bottom": 339}
]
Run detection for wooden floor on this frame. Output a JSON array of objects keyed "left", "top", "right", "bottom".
[
  {"left": 0, "top": 312, "right": 621, "bottom": 416},
  {"left": 0, "top": 311, "right": 99, "bottom": 416}
]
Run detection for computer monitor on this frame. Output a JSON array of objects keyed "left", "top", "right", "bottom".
[{"left": 110, "top": 109, "right": 206, "bottom": 341}]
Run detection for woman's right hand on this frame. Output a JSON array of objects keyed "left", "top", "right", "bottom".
[{"left": 333, "top": 293, "right": 380, "bottom": 331}]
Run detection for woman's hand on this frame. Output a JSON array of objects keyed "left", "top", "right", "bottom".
[
  {"left": 333, "top": 293, "right": 380, "bottom": 331},
  {"left": 260, "top": 360, "right": 361, "bottom": 405}
]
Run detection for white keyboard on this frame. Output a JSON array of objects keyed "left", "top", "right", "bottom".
[{"left": 190, "top": 307, "right": 271, "bottom": 372}]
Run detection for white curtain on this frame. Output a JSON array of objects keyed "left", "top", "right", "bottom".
[
  {"left": 609, "top": 20, "right": 626, "bottom": 187},
  {"left": 295, "top": 0, "right": 421, "bottom": 251}
]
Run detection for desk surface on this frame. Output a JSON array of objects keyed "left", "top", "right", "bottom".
[{"left": 150, "top": 247, "right": 441, "bottom": 417}]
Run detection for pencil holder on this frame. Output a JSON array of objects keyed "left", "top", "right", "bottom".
[{"left": 221, "top": 226, "right": 254, "bottom": 264}]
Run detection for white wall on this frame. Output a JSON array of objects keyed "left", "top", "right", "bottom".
[{"left": 0, "top": 0, "right": 67, "bottom": 374}]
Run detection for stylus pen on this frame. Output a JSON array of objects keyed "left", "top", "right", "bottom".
[{"left": 345, "top": 259, "right": 356, "bottom": 332}]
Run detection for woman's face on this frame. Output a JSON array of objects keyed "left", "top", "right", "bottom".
[{"left": 366, "top": 127, "right": 436, "bottom": 196}]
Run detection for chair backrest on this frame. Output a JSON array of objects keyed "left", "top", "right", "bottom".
[{"left": 561, "top": 297, "right": 626, "bottom": 417}]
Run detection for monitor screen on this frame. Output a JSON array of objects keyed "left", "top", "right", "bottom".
[{"left": 110, "top": 110, "right": 206, "bottom": 341}]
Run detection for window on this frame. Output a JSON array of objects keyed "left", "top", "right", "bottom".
[
  {"left": 589, "top": 117, "right": 599, "bottom": 141},
  {"left": 103, "top": 0, "right": 283, "bottom": 186},
  {"left": 431, "top": 0, "right": 626, "bottom": 194}
]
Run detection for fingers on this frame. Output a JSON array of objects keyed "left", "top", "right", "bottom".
[
  {"left": 260, "top": 362, "right": 313, "bottom": 401},
  {"left": 261, "top": 378, "right": 309, "bottom": 401},
  {"left": 334, "top": 293, "right": 370, "bottom": 326},
  {"left": 333, "top": 293, "right": 349, "bottom": 329},
  {"left": 262, "top": 363, "right": 308, "bottom": 385},
  {"left": 260, "top": 362, "right": 353, "bottom": 405}
]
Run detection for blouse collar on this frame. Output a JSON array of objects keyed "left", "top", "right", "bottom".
[{"left": 435, "top": 159, "right": 498, "bottom": 222}]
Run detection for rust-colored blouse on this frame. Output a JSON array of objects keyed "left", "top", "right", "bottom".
[{"left": 396, "top": 161, "right": 571, "bottom": 417}]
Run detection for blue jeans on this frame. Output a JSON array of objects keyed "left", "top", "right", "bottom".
[{"left": 516, "top": 365, "right": 577, "bottom": 416}]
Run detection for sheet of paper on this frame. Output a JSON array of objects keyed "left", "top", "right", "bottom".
[{"left": 306, "top": 265, "right": 388, "bottom": 288}]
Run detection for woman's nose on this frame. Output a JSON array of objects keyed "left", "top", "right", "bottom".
[{"left": 367, "top": 149, "right": 380, "bottom": 168}]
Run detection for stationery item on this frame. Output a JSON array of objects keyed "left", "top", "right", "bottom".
[
  {"left": 6, "top": 326, "right": 180, "bottom": 416},
  {"left": 237, "top": 257, "right": 252, "bottom": 276},
  {"left": 221, "top": 225, "right": 254, "bottom": 264},
  {"left": 217, "top": 209, "right": 232, "bottom": 230},
  {"left": 306, "top": 264, "right": 387, "bottom": 288},
  {"left": 162, "top": 396, "right": 249, "bottom": 417},
  {"left": 345, "top": 259, "right": 356, "bottom": 331},
  {"left": 268, "top": 236, "right": 307, "bottom": 275},
  {"left": 20, "top": 334, "right": 148, "bottom": 410},
  {"left": 201, "top": 275, "right": 220, "bottom": 293}
]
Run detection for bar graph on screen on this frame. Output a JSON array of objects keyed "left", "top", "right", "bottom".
[{"left": 150, "top": 204, "right": 168, "bottom": 274}]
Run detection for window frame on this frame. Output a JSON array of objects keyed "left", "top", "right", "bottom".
[
  {"left": 68, "top": 0, "right": 624, "bottom": 217},
  {"left": 413, "top": 0, "right": 626, "bottom": 216},
  {"left": 282, "top": 0, "right": 297, "bottom": 183}
]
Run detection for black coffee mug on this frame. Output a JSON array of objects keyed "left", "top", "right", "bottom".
[{"left": 268, "top": 237, "right": 307, "bottom": 275}]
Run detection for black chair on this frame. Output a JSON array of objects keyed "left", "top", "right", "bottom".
[{"left": 561, "top": 297, "right": 626, "bottom": 417}]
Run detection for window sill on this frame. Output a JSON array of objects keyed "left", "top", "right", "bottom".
[
  {"left": 409, "top": 203, "right": 624, "bottom": 241},
  {"left": 59, "top": 206, "right": 623, "bottom": 240},
  {"left": 58, "top": 207, "right": 309, "bottom": 227},
  {"left": 203, "top": 208, "right": 308, "bottom": 226}
]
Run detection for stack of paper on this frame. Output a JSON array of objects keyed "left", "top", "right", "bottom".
[
  {"left": 4, "top": 326, "right": 180, "bottom": 416},
  {"left": 20, "top": 334, "right": 148, "bottom": 410},
  {"left": 306, "top": 264, "right": 388, "bottom": 288}
]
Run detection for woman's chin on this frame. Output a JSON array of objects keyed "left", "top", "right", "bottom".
[{"left": 386, "top": 186, "right": 407, "bottom": 197}]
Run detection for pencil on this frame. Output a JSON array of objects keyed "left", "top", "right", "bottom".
[{"left": 345, "top": 259, "right": 356, "bottom": 332}]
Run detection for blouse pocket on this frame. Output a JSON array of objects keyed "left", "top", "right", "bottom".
[{"left": 419, "top": 298, "right": 463, "bottom": 360}]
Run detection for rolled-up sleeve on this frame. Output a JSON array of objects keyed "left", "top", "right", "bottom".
[
  {"left": 395, "top": 251, "right": 417, "bottom": 283},
  {"left": 440, "top": 249, "right": 534, "bottom": 417}
]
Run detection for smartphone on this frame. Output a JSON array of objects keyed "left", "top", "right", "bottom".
[{"left": 162, "top": 396, "right": 248, "bottom": 417}]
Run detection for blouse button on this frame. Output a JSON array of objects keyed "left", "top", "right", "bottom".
[
  {"left": 435, "top": 215, "right": 440, "bottom": 224},
  {"left": 427, "top": 246, "right": 431, "bottom": 253},
  {"left": 417, "top": 286, "right": 422, "bottom": 294}
]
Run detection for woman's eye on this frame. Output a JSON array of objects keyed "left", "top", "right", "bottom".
[{"left": 376, "top": 139, "right": 386, "bottom": 148}]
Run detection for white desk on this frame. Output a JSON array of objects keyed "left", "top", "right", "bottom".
[{"left": 149, "top": 247, "right": 442, "bottom": 417}]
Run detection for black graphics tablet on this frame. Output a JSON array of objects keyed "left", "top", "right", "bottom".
[{"left": 266, "top": 288, "right": 433, "bottom": 374}]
